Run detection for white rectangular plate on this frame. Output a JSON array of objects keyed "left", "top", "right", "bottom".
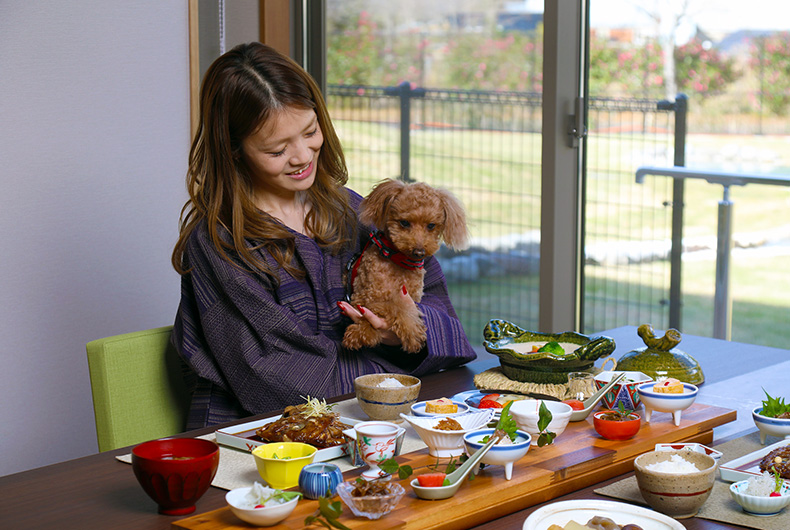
[
  {"left": 215, "top": 415, "right": 360, "bottom": 462},
  {"left": 719, "top": 438, "right": 790, "bottom": 482}
]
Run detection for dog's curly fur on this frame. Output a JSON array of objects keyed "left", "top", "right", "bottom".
[{"left": 342, "top": 179, "right": 469, "bottom": 353}]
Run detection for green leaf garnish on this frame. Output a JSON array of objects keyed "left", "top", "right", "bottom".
[
  {"left": 305, "top": 496, "right": 351, "bottom": 530},
  {"left": 761, "top": 388, "right": 790, "bottom": 418},
  {"left": 537, "top": 341, "right": 566, "bottom": 355},
  {"left": 536, "top": 401, "right": 556, "bottom": 447}
]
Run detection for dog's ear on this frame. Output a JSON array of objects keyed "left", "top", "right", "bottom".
[
  {"left": 438, "top": 188, "right": 469, "bottom": 250},
  {"left": 359, "top": 179, "right": 405, "bottom": 229}
]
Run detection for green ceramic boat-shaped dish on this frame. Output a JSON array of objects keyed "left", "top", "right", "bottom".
[{"left": 483, "top": 319, "right": 616, "bottom": 384}]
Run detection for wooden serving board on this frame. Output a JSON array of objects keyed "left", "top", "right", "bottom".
[{"left": 172, "top": 403, "right": 734, "bottom": 530}]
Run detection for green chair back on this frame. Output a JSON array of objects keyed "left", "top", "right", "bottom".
[{"left": 86, "top": 325, "right": 190, "bottom": 452}]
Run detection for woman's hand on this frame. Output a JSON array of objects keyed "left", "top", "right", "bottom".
[{"left": 338, "top": 285, "right": 417, "bottom": 347}]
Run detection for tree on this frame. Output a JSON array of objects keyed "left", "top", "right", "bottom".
[{"left": 750, "top": 32, "right": 790, "bottom": 116}]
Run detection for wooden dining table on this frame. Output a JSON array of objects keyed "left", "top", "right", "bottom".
[{"left": 2, "top": 326, "right": 787, "bottom": 530}]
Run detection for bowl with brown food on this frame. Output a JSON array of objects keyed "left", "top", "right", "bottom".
[
  {"left": 354, "top": 373, "right": 421, "bottom": 421},
  {"left": 336, "top": 480, "right": 405, "bottom": 520},
  {"left": 593, "top": 408, "right": 641, "bottom": 441},
  {"left": 399, "top": 409, "right": 494, "bottom": 457},
  {"left": 753, "top": 389, "right": 790, "bottom": 445}
]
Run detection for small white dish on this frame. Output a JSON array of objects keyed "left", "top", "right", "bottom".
[
  {"left": 225, "top": 486, "right": 299, "bottom": 527},
  {"left": 655, "top": 442, "right": 722, "bottom": 463},
  {"left": 753, "top": 406, "right": 790, "bottom": 445},
  {"left": 399, "top": 409, "right": 494, "bottom": 457},
  {"left": 509, "top": 400, "right": 573, "bottom": 445},
  {"left": 637, "top": 381, "right": 698, "bottom": 426},
  {"left": 463, "top": 428, "right": 531, "bottom": 480},
  {"left": 730, "top": 479, "right": 790, "bottom": 516},
  {"left": 410, "top": 432, "right": 501, "bottom": 500},
  {"left": 410, "top": 400, "right": 470, "bottom": 417}
]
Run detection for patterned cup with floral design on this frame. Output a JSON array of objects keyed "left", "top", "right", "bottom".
[{"left": 347, "top": 421, "right": 405, "bottom": 480}]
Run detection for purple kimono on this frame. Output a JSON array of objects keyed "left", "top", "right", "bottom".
[{"left": 172, "top": 189, "right": 476, "bottom": 428}]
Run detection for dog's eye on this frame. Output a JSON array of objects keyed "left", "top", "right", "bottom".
[
  {"left": 427, "top": 223, "right": 436, "bottom": 231},
  {"left": 399, "top": 220, "right": 411, "bottom": 228}
]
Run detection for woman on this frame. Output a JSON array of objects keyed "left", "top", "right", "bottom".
[{"left": 172, "top": 42, "right": 476, "bottom": 429}]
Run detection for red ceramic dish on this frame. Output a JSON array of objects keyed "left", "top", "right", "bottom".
[
  {"left": 593, "top": 411, "right": 641, "bottom": 441},
  {"left": 131, "top": 438, "right": 220, "bottom": 515}
]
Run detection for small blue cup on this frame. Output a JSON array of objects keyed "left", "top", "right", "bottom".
[{"left": 298, "top": 462, "right": 344, "bottom": 499}]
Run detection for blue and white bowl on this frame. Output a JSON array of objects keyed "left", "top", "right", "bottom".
[
  {"left": 730, "top": 479, "right": 790, "bottom": 516},
  {"left": 752, "top": 407, "right": 790, "bottom": 445},
  {"left": 298, "top": 462, "right": 343, "bottom": 499},
  {"left": 637, "top": 381, "right": 698, "bottom": 427},
  {"left": 463, "top": 428, "right": 531, "bottom": 480},
  {"left": 410, "top": 400, "right": 470, "bottom": 417}
]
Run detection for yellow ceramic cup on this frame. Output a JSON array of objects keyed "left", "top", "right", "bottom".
[{"left": 252, "top": 442, "right": 317, "bottom": 489}]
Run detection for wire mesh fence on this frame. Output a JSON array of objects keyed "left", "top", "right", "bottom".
[{"left": 327, "top": 85, "right": 677, "bottom": 341}]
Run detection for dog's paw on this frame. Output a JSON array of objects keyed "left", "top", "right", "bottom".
[
  {"left": 342, "top": 322, "right": 381, "bottom": 350},
  {"left": 392, "top": 319, "right": 427, "bottom": 354}
]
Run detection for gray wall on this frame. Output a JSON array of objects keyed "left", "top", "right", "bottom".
[{"left": 0, "top": 1, "right": 189, "bottom": 476}]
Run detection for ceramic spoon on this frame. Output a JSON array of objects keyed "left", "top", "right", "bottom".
[
  {"left": 569, "top": 372, "right": 627, "bottom": 422},
  {"left": 410, "top": 431, "right": 501, "bottom": 500}
]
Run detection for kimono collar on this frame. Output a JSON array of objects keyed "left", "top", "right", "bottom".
[{"left": 345, "top": 231, "right": 425, "bottom": 301}]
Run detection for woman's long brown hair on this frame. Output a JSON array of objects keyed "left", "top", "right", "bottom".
[{"left": 172, "top": 42, "right": 356, "bottom": 280}]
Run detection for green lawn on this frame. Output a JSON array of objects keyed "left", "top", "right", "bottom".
[{"left": 334, "top": 117, "right": 790, "bottom": 349}]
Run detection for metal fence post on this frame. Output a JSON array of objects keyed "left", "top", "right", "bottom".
[
  {"left": 384, "top": 82, "right": 425, "bottom": 182},
  {"left": 657, "top": 94, "right": 688, "bottom": 330},
  {"left": 714, "top": 186, "right": 734, "bottom": 340}
]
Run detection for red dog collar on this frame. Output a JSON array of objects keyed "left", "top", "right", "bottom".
[{"left": 345, "top": 231, "right": 425, "bottom": 301}]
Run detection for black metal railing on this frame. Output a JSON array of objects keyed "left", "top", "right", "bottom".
[{"left": 326, "top": 84, "right": 681, "bottom": 339}]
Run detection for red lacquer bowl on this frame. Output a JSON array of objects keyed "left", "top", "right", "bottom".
[
  {"left": 593, "top": 411, "right": 641, "bottom": 441},
  {"left": 131, "top": 438, "right": 220, "bottom": 515}
]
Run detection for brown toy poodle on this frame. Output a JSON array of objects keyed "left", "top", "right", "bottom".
[{"left": 342, "top": 178, "right": 469, "bottom": 353}]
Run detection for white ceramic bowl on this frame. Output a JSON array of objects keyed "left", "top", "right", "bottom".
[
  {"left": 752, "top": 407, "right": 790, "bottom": 445},
  {"left": 399, "top": 409, "right": 494, "bottom": 457},
  {"left": 225, "top": 487, "right": 299, "bottom": 527},
  {"left": 509, "top": 400, "right": 573, "bottom": 445},
  {"left": 730, "top": 479, "right": 790, "bottom": 516},
  {"left": 410, "top": 400, "right": 470, "bottom": 417},
  {"left": 463, "top": 428, "right": 531, "bottom": 480},
  {"left": 637, "top": 381, "right": 698, "bottom": 426}
]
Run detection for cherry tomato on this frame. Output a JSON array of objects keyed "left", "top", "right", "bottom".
[
  {"left": 563, "top": 399, "right": 585, "bottom": 411},
  {"left": 416, "top": 472, "right": 447, "bottom": 487},
  {"left": 478, "top": 399, "right": 504, "bottom": 409}
]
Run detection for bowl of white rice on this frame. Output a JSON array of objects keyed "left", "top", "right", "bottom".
[
  {"left": 729, "top": 473, "right": 790, "bottom": 516},
  {"left": 633, "top": 450, "right": 718, "bottom": 519},
  {"left": 354, "top": 373, "right": 421, "bottom": 421}
]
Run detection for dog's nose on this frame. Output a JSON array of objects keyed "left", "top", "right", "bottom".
[{"left": 412, "top": 248, "right": 425, "bottom": 259}]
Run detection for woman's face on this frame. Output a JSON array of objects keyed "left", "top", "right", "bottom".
[{"left": 241, "top": 106, "right": 323, "bottom": 205}]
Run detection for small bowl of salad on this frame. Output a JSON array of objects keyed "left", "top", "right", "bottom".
[
  {"left": 752, "top": 389, "right": 790, "bottom": 445},
  {"left": 226, "top": 482, "right": 301, "bottom": 526}
]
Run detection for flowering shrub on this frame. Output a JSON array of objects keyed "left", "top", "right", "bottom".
[
  {"left": 437, "top": 32, "right": 543, "bottom": 92},
  {"left": 675, "top": 38, "right": 739, "bottom": 96},
  {"left": 750, "top": 32, "right": 790, "bottom": 115}
]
